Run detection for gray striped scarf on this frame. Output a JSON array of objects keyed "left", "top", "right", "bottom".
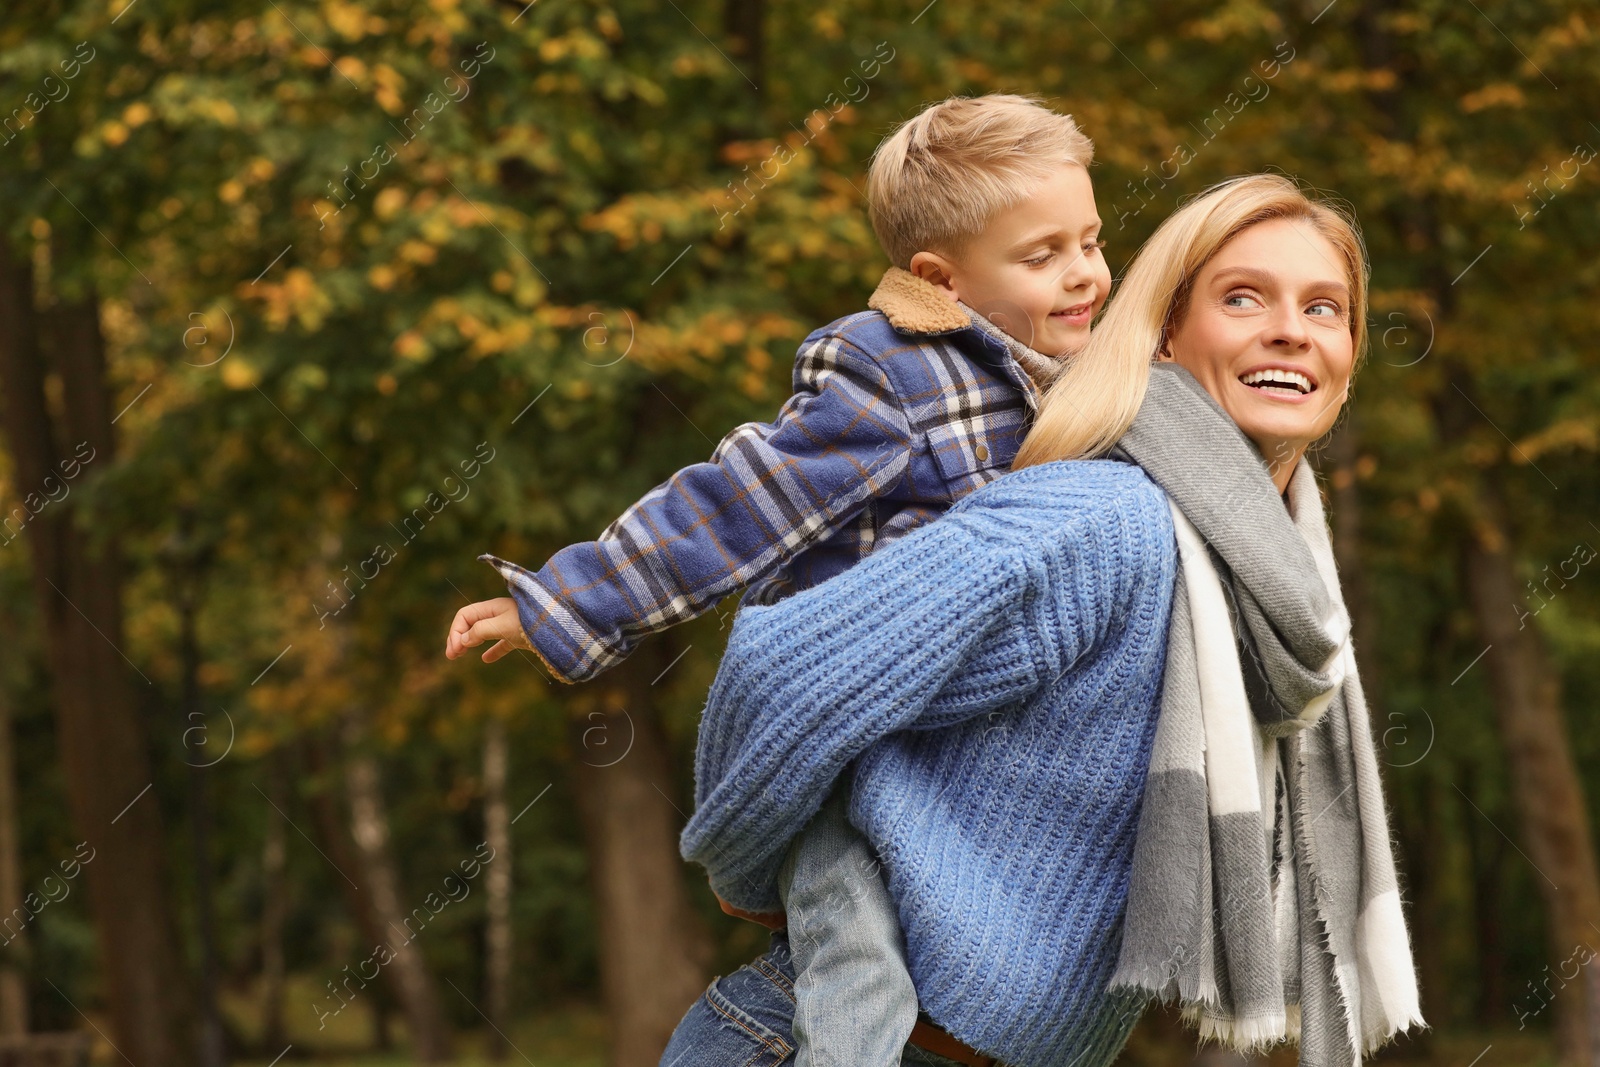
[{"left": 1108, "top": 364, "right": 1424, "bottom": 1064}]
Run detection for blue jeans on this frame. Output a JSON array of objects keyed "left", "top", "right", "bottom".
[
  {"left": 779, "top": 786, "right": 919, "bottom": 1067},
  {"left": 660, "top": 931, "right": 966, "bottom": 1067}
]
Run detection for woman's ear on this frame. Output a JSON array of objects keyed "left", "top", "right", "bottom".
[
  {"left": 909, "top": 251, "right": 960, "bottom": 302},
  {"left": 1156, "top": 315, "right": 1189, "bottom": 362}
]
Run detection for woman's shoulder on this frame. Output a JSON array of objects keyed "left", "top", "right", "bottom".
[
  {"left": 940, "top": 459, "right": 1175, "bottom": 569},
  {"left": 952, "top": 459, "right": 1169, "bottom": 523}
]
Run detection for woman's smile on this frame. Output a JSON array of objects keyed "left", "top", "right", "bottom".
[{"left": 1237, "top": 363, "right": 1318, "bottom": 400}]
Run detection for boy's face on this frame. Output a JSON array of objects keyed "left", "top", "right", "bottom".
[{"left": 912, "top": 163, "right": 1111, "bottom": 358}]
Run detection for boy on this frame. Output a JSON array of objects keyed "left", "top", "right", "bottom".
[{"left": 446, "top": 94, "right": 1112, "bottom": 1065}]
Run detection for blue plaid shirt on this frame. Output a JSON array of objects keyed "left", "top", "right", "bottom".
[{"left": 481, "top": 269, "right": 1051, "bottom": 683}]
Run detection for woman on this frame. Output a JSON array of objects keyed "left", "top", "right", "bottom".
[{"left": 665, "top": 174, "right": 1424, "bottom": 1067}]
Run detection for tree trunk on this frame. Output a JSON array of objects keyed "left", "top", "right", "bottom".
[
  {"left": 1408, "top": 776, "right": 1449, "bottom": 1035},
  {"left": 260, "top": 750, "right": 290, "bottom": 1051},
  {"left": 1320, "top": 423, "right": 1385, "bottom": 716},
  {"left": 302, "top": 736, "right": 397, "bottom": 1048},
  {"left": 169, "top": 510, "right": 226, "bottom": 1067},
  {"left": 340, "top": 713, "right": 453, "bottom": 1062},
  {"left": 0, "top": 238, "right": 190, "bottom": 1065},
  {"left": 1458, "top": 764, "right": 1509, "bottom": 1025},
  {"left": 722, "top": 0, "right": 764, "bottom": 91},
  {"left": 0, "top": 678, "right": 27, "bottom": 1036},
  {"left": 1462, "top": 479, "right": 1600, "bottom": 1065},
  {"left": 568, "top": 645, "right": 710, "bottom": 1067},
  {"left": 482, "top": 718, "right": 512, "bottom": 1060}
]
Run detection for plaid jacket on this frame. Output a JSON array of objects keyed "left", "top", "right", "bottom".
[{"left": 480, "top": 267, "right": 1053, "bottom": 683}]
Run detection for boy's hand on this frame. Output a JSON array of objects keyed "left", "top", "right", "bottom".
[{"left": 446, "top": 598, "right": 533, "bottom": 663}]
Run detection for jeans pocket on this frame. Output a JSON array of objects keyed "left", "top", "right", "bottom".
[
  {"left": 661, "top": 955, "right": 797, "bottom": 1067},
  {"left": 704, "top": 978, "right": 795, "bottom": 1066}
]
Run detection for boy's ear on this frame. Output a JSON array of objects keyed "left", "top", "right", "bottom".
[{"left": 908, "top": 251, "right": 960, "bottom": 302}]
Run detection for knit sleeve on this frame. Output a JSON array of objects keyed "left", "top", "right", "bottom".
[{"left": 681, "top": 494, "right": 1101, "bottom": 911}]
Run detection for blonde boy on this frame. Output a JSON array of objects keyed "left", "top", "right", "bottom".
[{"left": 448, "top": 94, "right": 1111, "bottom": 1065}]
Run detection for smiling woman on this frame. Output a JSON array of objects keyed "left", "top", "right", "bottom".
[{"left": 1159, "top": 217, "right": 1359, "bottom": 490}]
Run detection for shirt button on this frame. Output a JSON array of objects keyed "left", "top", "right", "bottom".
[{"left": 975, "top": 444, "right": 989, "bottom": 462}]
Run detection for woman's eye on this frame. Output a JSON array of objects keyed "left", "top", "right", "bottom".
[
  {"left": 1306, "top": 302, "right": 1342, "bottom": 318},
  {"left": 1224, "top": 292, "right": 1259, "bottom": 308}
]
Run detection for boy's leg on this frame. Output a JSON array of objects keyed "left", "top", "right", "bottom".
[{"left": 777, "top": 784, "right": 918, "bottom": 1067}]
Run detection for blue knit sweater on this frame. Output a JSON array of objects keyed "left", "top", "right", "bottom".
[{"left": 682, "top": 459, "right": 1178, "bottom": 1067}]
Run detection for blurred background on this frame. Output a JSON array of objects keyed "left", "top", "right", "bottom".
[{"left": 0, "top": 0, "right": 1598, "bottom": 1065}]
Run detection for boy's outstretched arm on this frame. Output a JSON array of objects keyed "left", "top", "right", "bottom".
[{"left": 455, "top": 334, "right": 914, "bottom": 681}]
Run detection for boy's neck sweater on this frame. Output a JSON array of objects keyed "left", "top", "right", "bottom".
[
  {"left": 959, "top": 298, "right": 1066, "bottom": 392},
  {"left": 683, "top": 459, "right": 1179, "bottom": 1067}
]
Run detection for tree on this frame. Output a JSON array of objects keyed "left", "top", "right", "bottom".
[{"left": 0, "top": 237, "right": 191, "bottom": 1066}]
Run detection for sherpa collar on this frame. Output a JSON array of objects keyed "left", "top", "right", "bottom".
[
  {"left": 867, "top": 266, "right": 972, "bottom": 334},
  {"left": 866, "top": 267, "right": 1063, "bottom": 395}
]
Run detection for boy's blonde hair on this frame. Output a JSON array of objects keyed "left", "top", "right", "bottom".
[
  {"left": 867, "top": 94, "right": 1095, "bottom": 269},
  {"left": 1013, "top": 173, "right": 1370, "bottom": 468}
]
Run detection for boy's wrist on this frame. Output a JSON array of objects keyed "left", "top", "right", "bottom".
[{"left": 714, "top": 891, "right": 787, "bottom": 930}]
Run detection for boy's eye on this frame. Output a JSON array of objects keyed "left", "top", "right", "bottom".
[
  {"left": 1083, "top": 239, "right": 1106, "bottom": 255},
  {"left": 1024, "top": 251, "right": 1055, "bottom": 267}
]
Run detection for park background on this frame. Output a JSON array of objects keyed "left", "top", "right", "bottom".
[{"left": 2, "top": 0, "right": 1599, "bottom": 1065}]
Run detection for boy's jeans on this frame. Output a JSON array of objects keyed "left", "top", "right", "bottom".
[
  {"left": 776, "top": 785, "right": 919, "bottom": 1067},
  {"left": 659, "top": 930, "right": 956, "bottom": 1067}
]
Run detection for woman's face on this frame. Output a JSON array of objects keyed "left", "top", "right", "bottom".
[{"left": 1162, "top": 218, "right": 1356, "bottom": 485}]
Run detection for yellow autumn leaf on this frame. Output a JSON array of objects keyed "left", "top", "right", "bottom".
[
  {"left": 335, "top": 56, "right": 367, "bottom": 83},
  {"left": 399, "top": 239, "right": 438, "bottom": 264},
  {"left": 1460, "top": 83, "right": 1526, "bottom": 113},
  {"left": 394, "top": 330, "right": 431, "bottom": 361},
  {"left": 324, "top": 0, "right": 368, "bottom": 40},
  {"left": 420, "top": 215, "right": 453, "bottom": 244},
  {"left": 220, "top": 357, "right": 261, "bottom": 389},
  {"left": 1520, "top": 416, "right": 1600, "bottom": 459},
  {"left": 374, "top": 186, "right": 407, "bottom": 220}
]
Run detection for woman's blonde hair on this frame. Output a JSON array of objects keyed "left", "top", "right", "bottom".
[
  {"left": 868, "top": 94, "right": 1094, "bottom": 269},
  {"left": 1013, "top": 173, "right": 1370, "bottom": 468}
]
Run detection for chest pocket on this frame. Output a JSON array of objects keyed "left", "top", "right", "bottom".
[
  {"left": 884, "top": 334, "right": 1034, "bottom": 499},
  {"left": 925, "top": 408, "right": 1028, "bottom": 499}
]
